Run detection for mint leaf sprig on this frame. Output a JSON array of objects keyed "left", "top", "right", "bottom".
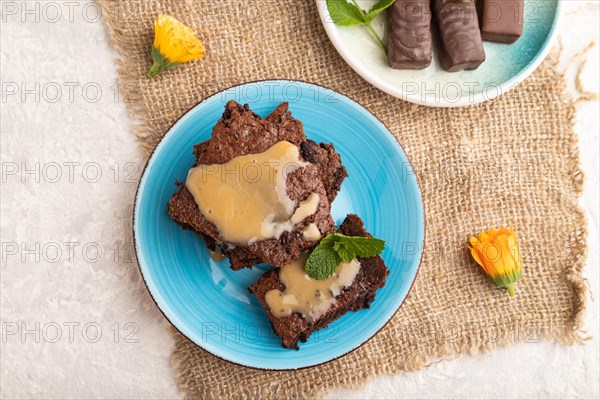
[
  {"left": 304, "top": 233, "right": 385, "bottom": 280},
  {"left": 325, "top": 0, "right": 395, "bottom": 54}
]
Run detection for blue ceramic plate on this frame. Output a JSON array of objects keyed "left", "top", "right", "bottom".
[
  {"left": 134, "top": 80, "right": 425, "bottom": 369},
  {"left": 317, "top": 0, "right": 561, "bottom": 107}
]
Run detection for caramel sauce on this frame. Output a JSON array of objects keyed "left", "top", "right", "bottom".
[
  {"left": 265, "top": 253, "right": 361, "bottom": 322},
  {"left": 209, "top": 251, "right": 226, "bottom": 262},
  {"left": 186, "top": 141, "right": 319, "bottom": 244},
  {"left": 302, "top": 223, "right": 322, "bottom": 242}
]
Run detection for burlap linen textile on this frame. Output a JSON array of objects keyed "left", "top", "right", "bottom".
[{"left": 98, "top": 1, "right": 588, "bottom": 398}]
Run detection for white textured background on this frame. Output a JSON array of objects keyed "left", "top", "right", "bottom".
[{"left": 1, "top": 1, "right": 598, "bottom": 398}]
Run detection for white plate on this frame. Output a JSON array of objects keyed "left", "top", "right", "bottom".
[{"left": 316, "top": 0, "right": 561, "bottom": 107}]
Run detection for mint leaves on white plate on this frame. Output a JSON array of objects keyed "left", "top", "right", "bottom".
[{"left": 325, "top": 0, "right": 395, "bottom": 53}]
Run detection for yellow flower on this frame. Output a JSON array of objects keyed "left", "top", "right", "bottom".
[
  {"left": 468, "top": 227, "right": 523, "bottom": 296},
  {"left": 147, "top": 14, "right": 205, "bottom": 78}
]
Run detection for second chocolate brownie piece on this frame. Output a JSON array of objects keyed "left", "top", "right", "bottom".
[{"left": 249, "top": 214, "right": 389, "bottom": 350}]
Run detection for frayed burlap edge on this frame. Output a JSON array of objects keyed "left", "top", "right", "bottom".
[{"left": 98, "top": 1, "right": 159, "bottom": 156}]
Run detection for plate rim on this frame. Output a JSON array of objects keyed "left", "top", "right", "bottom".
[
  {"left": 132, "top": 78, "right": 426, "bottom": 370},
  {"left": 316, "top": 0, "right": 562, "bottom": 107}
]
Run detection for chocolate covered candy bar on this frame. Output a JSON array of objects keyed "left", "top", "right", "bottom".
[
  {"left": 432, "top": 0, "right": 486, "bottom": 72},
  {"left": 480, "top": 0, "right": 524, "bottom": 43},
  {"left": 387, "top": 0, "right": 433, "bottom": 69}
]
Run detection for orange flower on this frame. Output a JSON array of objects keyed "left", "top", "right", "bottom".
[
  {"left": 468, "top": 227, "right": 523, "bottom": 296},
  {"left": 147, "top": 14, "right": 205, "bottom": 78}
]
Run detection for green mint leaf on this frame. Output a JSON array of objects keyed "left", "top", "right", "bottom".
[
  {"left": 365, "top": 0, "right": 395, "bottom": 22},
  {"left": 305, "top": 241, "right": 341, "bottom": 280},
  {"left": 314, "top": 233, "right": 338, "bottom": 252},
  {"left": 326, "top": 0, "right": 366, "bottom": 26},
  {"left": 332, "top": 240, "right": 354, "bottom": 262},
  {"left": 305, "top": 233, "right": 386, "bottom": 280},
  {"left": 332, "top": 233, "right": 385, "bottom": 260}
]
